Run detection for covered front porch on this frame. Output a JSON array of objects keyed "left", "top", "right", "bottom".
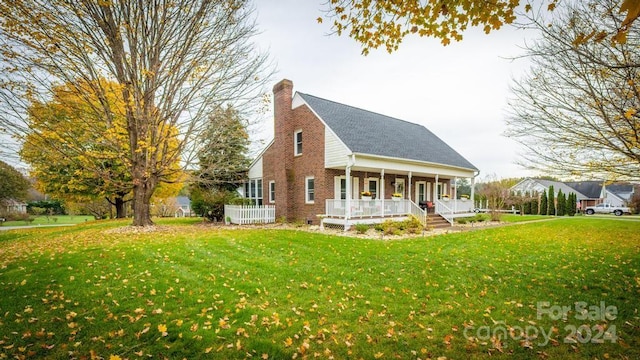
[{"left": 322, "top": 154, "right": 479, "bottom": 229}]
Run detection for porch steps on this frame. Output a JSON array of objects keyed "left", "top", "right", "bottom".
[{"left": 427, "top": 214, "right": 451, "bottom": 229}]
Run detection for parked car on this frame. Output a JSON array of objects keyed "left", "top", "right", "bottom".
[{"left": 584, "top": 203, "right": 630, "bottom": 216}]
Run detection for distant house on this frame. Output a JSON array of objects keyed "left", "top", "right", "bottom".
[
  {"left": 4, "top": 199, "right": 28, "bottom": 214},
  {"left": 564, "top": 181, "right": 603, "bottom": 208},
  {"left": 245, "top": 79, "right": 479, "bottom": 229},
  {"left": 511, "top": 178, "right": 636, "bottom": 210},
  {"left": 174, "top": 196, "right": 192, "bottom": 217},
  {"left": 603, "top": 184, "right": 635, "bottom": 207}
]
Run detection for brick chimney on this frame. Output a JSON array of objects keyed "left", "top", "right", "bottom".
[{"left": 272, "top": 79, "right": 294, "bottom": 220}]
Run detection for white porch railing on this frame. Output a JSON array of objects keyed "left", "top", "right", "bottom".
[
  {"left": 224, "top": 205, "right": 275, "bottom": 225},
  {"left": 407, "top": 200, "right": 428, "bottom": 226},
  {"left": 434, "top": 199, "right": 454, "bottom": 224},
  {"left": 434, "top": 199, "right": 476, "bottom": 224},
  {"left": 325, "top": 199, "right": 426, "bottom": 225}
]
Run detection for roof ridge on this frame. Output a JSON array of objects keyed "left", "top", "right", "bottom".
[{"left": 297, "top": 92, "right": 426, "bottom": 129}]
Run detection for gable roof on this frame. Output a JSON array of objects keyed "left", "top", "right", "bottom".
[
  {"left": 529, "top": 179, "right": 588, "bottom": 199},
  {"left": 175, "top": 196, "right": 191, "bottom": 207},
  {"left": 565, "top": 181, "right": 602, "bottom": 199},
  {"left": 511, "top": 178, "right": 592, "bottom": 200},
  {"left": 297, "top": 93, "right": 478, "bottom": 171},
  {"left": 606, "top": 184, "right": 634, "bottom": 200}
]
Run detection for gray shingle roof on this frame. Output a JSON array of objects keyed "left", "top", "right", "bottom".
[
  {"left": 535, "top": 179, "right": 588, "bottom": 199},
  {"left": 565, "top": 181, "right": 603, "bottom": 199},
  {"left": 298, "top": 93, "right": 478, "bottom": 171}
]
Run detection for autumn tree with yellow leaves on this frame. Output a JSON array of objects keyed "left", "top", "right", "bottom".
[
  {"left": 506, "top": 0, "right": 640, "bottom": 180},
  {"left": 0, "top": 0, "right": 270, "bottom": 226},
  {"left": 21, "top": 80, "right": 183, "bottom": 218},
  {"left": 321, "top": 0, "right": 640, "bottom": 54}
]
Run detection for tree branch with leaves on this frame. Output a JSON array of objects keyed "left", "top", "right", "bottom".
[
  {"left": 0, "top": 0, "right": 271, "bottom": 226},
  {"left": 506, "top": 0, "right": 640, "bottom": 181}
]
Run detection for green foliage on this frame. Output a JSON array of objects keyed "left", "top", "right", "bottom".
[
  {"left": 474, "top": 213, "right": 488, "bottom": 222},
  {"left": 190, "top": 187, "right": 249, "bottom": 222},
  {"left": 353, "top": 223, "right": 370, "bottom": 234},
  {"left": 0, "top": 160, "right": 29, "bottom": 202},
  {"left": 540, "top": 191, "right": 548, "bottom": 215},
  {"left": 557, "top": 189, "right": 566, "bottom": 216},
  {"left": 194, "top": 105, "right": 251, "bottom": 192},
  {"left": 523, "top": 200, "right": 532, "bottom": 215},
  {"left": 568, "top": 192, "right": 577, "bottom": 216},
  {"left": 26, "top": 200, "right": 65, "bottom": 215},
  {"left": 28, "top": 206, "right": 46, "bottom": 216},
  {"left": 531, "top": 196, "right": 540, "bottom": 215},
  {"left": 547, "top": 185, "right": 555, "bottom": 216},
  {"left": 1, "top": 215, "right": 94, "bottom": 227},
  {"left": 373, "top": 216, "right": 423, "bottom": 236}
]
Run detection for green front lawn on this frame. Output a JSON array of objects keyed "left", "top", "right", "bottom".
[
  {"left": 1, "top": 214, "right": 95, "bottom": 227},
  {"left": 0, "top": 218, "right": 638, "bottom": 359}
]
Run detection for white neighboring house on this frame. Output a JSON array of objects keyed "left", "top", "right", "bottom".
[
  {"left": 4, "top": 199, "right": 28, "bottom": 214},
  {"left": 174, "top": 196, "right": 192, "bottom": 217},
  {"left": 511, "top": 178, "right": 636, "bottom": 209},
  {"left": 510, "top": 178, "right": 589, "bottom": 202},
  {"left": 602, "top": 184, "right": 635, "bottom": 207}
]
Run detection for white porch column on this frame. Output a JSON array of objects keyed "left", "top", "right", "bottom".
[
  {"left": 435, "top": 174, "right": 439, "bottom": 200},
  {"left": 380, "top": 169, "right": 385, "bottom": 217},
  {"left": 471, "top": 174, "right": 476, "bottom": 209},
  {"left": 454, "top": 177, "right": 458, "bottom": 212},
  {"left": 408, "top": 172, "right": 412, "bottom": 202},
  {"left": 344, "top": 154, "right": 355, "bottom": 231}
]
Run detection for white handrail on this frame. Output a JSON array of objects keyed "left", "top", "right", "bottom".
[
  {"left": 407, "top": 200, "right": 427, "bottom": 226},
  {"left": 434, "top": 199, "right": 454, "bottom": 224}
]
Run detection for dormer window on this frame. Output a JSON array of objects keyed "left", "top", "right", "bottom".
[{"left": 294, "top": 130, "right": 302, "bottom": 156}]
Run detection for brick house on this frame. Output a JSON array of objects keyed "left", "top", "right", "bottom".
[{"left": 245, "top": 79, "right": 479, "bottom": 228}]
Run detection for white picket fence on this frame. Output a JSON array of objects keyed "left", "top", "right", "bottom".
[{"left": 224, "top": 205, "right": 276, "bottom": 225}]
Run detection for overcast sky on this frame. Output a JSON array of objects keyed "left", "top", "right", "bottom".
[
  {"left": 252, "top": 1, "right": 539, "bottom": 180},
  {"left": 2, "top": 2, "right": 540, "bottom": 180}
]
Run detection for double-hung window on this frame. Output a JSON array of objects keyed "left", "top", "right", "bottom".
[
  {"left": 269, "top": 181, "right": 275, "bottom": 203},
  {"left": 294, "top": 130, "right": 302, "bottom": 156},
  {"left": 305, "top": 176, "right": 314, "bottom": 204}
]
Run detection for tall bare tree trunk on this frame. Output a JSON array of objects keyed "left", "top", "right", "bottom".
[{"left": 132, "top": 179, "right": 156, "bottom": 226}]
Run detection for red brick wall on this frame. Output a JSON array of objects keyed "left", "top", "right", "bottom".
[
  {"left": 264, "top": 79, "right": 327, "bottom": 224},
  {"left": 264, "top": 80, "right": 454, "bottom": 224},
  {"left": 289, "top": 104, "right": 326, "bottom": 224}
]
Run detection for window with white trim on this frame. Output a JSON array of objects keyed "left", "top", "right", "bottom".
[
  {"left": 394, "top": 178, "right": 405, "bottom": 198},
  {"left": 365, "top": 178, "right": 379, "bottom": 199},
  {"left": 269, "top": 181, "right": 275, "bottom": 203},
  {"left": 294, "top": 130, "right": 302, "bottom": 156},
  {"left": 334, "top": 176, "right": 359, "bottom": 203},
  {"left": 305, "top": 176, "right": 315, "bottom": 203},
  {"left": 416, "top": 181, "right": 427, "bottom": 203},
  {"left": 244, "top": 179, "right": 263, "bottom": 205}
]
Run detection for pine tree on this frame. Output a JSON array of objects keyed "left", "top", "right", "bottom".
[
  {"left": 195, "top": 106, "right": 251, "bottom": 192},
  {"left": 540, "top": 191, "right": 548, "bottom": 215},
  {"left": 532, "top": 197, "right": 539, "bottom": 215},
  {"left": 547, "top": 185, "right": 555, "bottom": 216},
  {"left": 567, "top": 193, "right": 576, "bottom": 216},
  {"left": 557, "top": 190, "right": 566, "bottom": 216}
]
